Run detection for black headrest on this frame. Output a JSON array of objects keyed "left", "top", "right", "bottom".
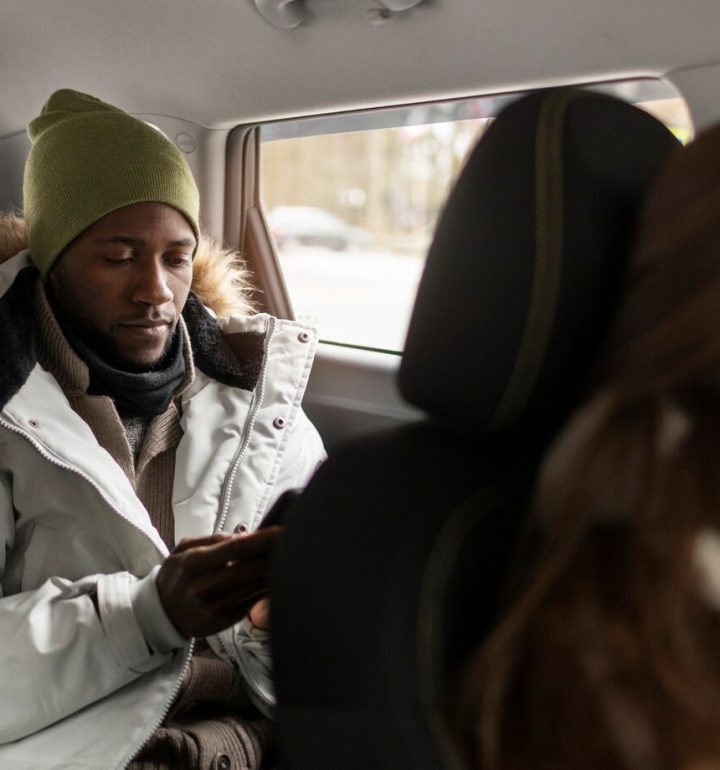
[{"left": 399, "top": 88, "right": 679, "bottom": 434}]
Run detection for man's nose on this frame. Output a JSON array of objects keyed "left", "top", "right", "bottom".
[{"left": 132, "top": 259, "right": 174, "bottom": 305}]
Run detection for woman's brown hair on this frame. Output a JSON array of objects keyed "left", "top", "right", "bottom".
[{"left": 457, "top": 123, "right": 720, "bottom": 770}]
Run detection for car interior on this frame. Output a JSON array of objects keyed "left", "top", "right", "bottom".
[{"left": 2, "top": 0, "right": 719, "bottom": 767}]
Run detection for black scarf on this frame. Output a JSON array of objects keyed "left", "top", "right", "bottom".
[{"left": 52, "top": 305, "right": 186, "bottom": 419}]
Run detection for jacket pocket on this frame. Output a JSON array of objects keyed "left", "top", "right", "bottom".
[{"left": 20, "top": 522, "right": 55, "bottom": 592}]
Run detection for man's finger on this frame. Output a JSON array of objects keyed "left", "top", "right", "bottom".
[
  {"left": 249, "top": 598, "right": 271, "bottom": 630},
  {"left": 172, "top": 532, "right": 233, "bottom": 554},
  {"left": 179, "top": 527, "right": 283, "bottom": 573}
]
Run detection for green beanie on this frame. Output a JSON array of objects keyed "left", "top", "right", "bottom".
[{"left": 23, "top": 89, "right": 200, "bottom": 277}]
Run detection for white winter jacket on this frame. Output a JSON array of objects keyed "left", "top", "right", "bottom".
[{"left": 0, "top": 247, "right": 325, "bottom": 769}]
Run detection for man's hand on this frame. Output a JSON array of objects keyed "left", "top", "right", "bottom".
[
  {"left": 156, "top": 528, "right": 282, "bottom": 639},
  {"left": 249, "top": 597, "right": 271, "bottom": 630}
]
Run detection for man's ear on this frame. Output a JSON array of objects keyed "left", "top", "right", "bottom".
[
  {"left": 44, "top": 248, "right": 66, "bottom": 285},
  {"left": 43, "top": 255, "right": 65, "bottom": 299}
]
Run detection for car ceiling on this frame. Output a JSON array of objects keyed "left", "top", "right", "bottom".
[{"left": 2, "top": 0, "right": 720, "bottom": 137}]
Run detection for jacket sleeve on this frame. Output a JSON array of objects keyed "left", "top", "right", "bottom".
[{"left": 0, "top": 472, "right": 183, "bottom": 744}]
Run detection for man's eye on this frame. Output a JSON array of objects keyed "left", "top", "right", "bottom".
[
  {"left": 167, "top": 255, "right": 192, "bottom": 268},
  {"left": 104, "top": 256, "right": 133, "bottom": 265}
]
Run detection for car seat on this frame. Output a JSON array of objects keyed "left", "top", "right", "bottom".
[{"left": 269, "top": 87, "right": 680, "bottom": 770}]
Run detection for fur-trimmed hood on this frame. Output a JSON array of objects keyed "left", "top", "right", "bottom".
[{"left": 0, "top": 212, "right": 255, "bottom": 318}]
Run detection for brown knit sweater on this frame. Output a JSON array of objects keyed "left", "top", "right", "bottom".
[{"left": 33, "top": 281, "right": 272, "bottom": 770}]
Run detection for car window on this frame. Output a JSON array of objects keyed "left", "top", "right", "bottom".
[{"left": 260, "top": 80, "right": 692, "bottom": 354}]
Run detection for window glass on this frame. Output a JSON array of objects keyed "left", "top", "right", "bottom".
[{"left": 260, "top": 80, "right": 692, "bottom": 353}]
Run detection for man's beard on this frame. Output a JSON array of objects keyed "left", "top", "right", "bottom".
[
  {"left": 66, "top": 313, "right": 178, "bottom": 372},
  {"left": 46, "top": 285, "right": 177, "bottom": 373}
]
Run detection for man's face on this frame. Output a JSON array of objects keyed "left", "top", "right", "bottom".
[{"left": 47, "top": 202, "right": 196, "bottom": 371}]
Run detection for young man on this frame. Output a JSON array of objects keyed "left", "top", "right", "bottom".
[{"left": 0, "top": 89, "right": 325, "bottom": 769}]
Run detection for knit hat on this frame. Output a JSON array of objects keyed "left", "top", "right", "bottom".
[{"left": 23, "top": 88, "right": 200, "bottom": 277}]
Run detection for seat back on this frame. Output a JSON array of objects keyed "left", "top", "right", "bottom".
[{"left": 270, "top": 88, "right": 679, "bottom": 770}]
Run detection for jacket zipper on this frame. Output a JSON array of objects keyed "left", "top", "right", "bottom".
[
  {"left": 118, "top": 639, "right": 195, "bottom": 769},
  {"left": 0, "top": 416, "right": 194, "bottom": 769},
  {"left": 215, "top": 317, "right": 276, "bottom": 534},
  {"left": 212, "top": 318, "right": 276, "bottom": 677}
]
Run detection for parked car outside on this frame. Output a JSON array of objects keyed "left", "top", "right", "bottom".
[{"left": 268, "top": 206, "right": 372, "bottom": 251}]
